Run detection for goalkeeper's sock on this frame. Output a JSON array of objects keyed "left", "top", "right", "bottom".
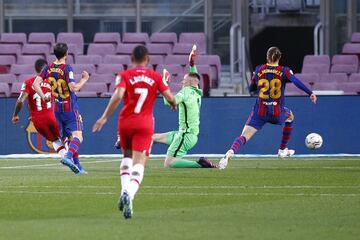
[
  {"left": 279, "top": 121, "right": 294, "bottom": 150},
  {"left": 120, "top": 157, "right": 133, "bottom": 195},
  {"left": 170, "top": 159, "right": 201, "bottom": 168},
  {"left": 230, "top": 135, "right": 247, "bottom": 153},
  {"left": 65, "top": 137, "right": 81, "bottom": 160},
  {"left": 127, "top": 164, "right": 144, "bottom": 200}
]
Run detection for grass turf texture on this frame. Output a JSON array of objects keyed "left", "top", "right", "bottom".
[{"left": 0, "top": 157, "right": 359, "bottom": 240}]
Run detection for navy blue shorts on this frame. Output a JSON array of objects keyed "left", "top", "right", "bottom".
[
  {"left": 246, "top": 107, "right": 292, "bottom": 130},
  {"left": 55, "top": 110, "right": 83, "bottom": 138}
]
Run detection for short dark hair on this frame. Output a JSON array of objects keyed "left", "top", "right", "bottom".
[
  {"left": 188, "top": 72, "right": 201, "bottom": 81},
  {"left": 266, "top": 46, "right": 282, "bottom": 63},
  {"left": 132, "top": 45, "right": 148, "bottom": 63},
  {"left": 34, "top": 59, "right": 47, "bottom": 74},
  {"left": 54, "top": 43, "right": 68, "bottom": 60}
]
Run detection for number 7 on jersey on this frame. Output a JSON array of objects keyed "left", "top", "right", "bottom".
[{"left": 134, "top": 88, "right": 148, "bottom": 113}]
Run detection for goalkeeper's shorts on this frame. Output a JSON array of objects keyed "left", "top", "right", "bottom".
[{"left": 165, "top": 131, "right": 198, "bottom": 158}]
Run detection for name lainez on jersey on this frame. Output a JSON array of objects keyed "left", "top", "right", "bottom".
[{"left": 129, "top": 75, "right": 155, "bottom": 86}]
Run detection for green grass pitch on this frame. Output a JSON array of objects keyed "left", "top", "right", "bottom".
[{"left": 0, "top": 157, "right": 359, "bottom": 240}]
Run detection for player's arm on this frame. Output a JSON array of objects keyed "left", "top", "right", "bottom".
[
  {"left": 68, "top": 71, "right": 89, "bottom": 92},
  {"left": 162, "top": 90, "right": 177, "bottom": 110},
  {"left": 249, "top": 72, "right": 258, "bottom": 95},
  {"left": 92, "top": 87, "right": 125, "bottom": 132},
  {"left": 286, "top": 68, "right": 317, "bottom": 104},
  {"left": 11, "top": 92, "right": 29, "bottom": 124},
  {"left": 32, "top": 76, "right": 49, "bottom": 102}
]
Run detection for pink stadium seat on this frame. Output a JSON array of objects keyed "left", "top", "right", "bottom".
[
  {"left": 75, "top": 55, "right": 102, "bottom": 65},
  {"left": 164, "top": 55, "right": 188, "bottom": 66},
  {"left": 80, "top": 82, "right": 108, "bottom": 95},
  {"left": 149, "top": 55, "right": 164, "bottom": 69},
  {"left": 168, "top": 82, "right": 182, "bottom": 93},
  {"left": 93, "top": 32, "right": 121, "bottom": 45},
  {"left": 17, "top": 74, "right": 34, "bottom": 82},
  {"left": 22, "top": 44, "right": 50, "bottom": 58},
  {"left": 179, "top": 33, "right": 206, "bottom": 54},
  {"left": 0, "top": 33, "right": 27, "bottom": 45},
  {"left": 96, "top": 64, "right": 124, "bottom": 75},
  {"left": 338, "top": 82, "right": 360, "bottom": 94},
  {"left": 319, "top": 73, "right": 348, "bottom": 83},
  {"left": 302, "top": 55, "right": 330, "bottom": 74},
  {"left": 342, "top": 43, "right": 360, "bottom": 55},
  {"left": 28, "top": 33, "right": 55, "bottom": 46},
  {"left": 349, "top": 73, "right": 360, "bottom": 82},
  {"left": 71, "top": 64, "right": 96, "bottom": 75},
  {"left": 87, "top": 43, "right": 116, "bottom": 57},
  {"left": 294, "top": 73, "right": 319, "bottom": 84},
  {"left": 57, "top": 32, "right": 84, "bottom": 54},
  {"left": 302, "top": 64, "right": 330, "bottom": 74},
  {"left": 150, "top": 32, "right": 177, "bottom": 45},
  {"left": 285, "top": 82, "right": 312, "bottom": 96},
  {"left": 194, "top": 64, "right": 212, "bottom": 88},
  {"left": 0, "top": 44, "right": 21, "bottom": 56},
  {"left": 173, "top": 43, "right": 195, "bottom": 55},
  {"left": 10, "top": 82, "right": 23, "bottom": 97},
  {"left": 122, "top": 33, "right": 149, "bottom": 44},
  {"left": 351, "top": 32, "right": 360, "bottom": 43},
  {"left": 0, "top": 65, "right": 10, "bottom": 74},
  {"left": 17, "top": 55, "right": 44, "bottom": 65},
  {"left": 10, "top": 64, "right": 35, "bottom": 75},
  {"left": 312, "top": 82, "right": 339, "bottom": 91},
  {"left": 197, "top": 54, "right": 221, "bottom": 82},
  {"left": 91, "top": 74, "right": 116, "bottom": 84},
  {"left": 146, "top": 43, "right": 172, "bottom": 55},
  {"left": 0, "top": 55, "right": 16, "bottom": 65},
  {"left": 0, "top": 74, "right": 16, "bottom": 83},
  {"left": 330, "top": 55, "right": 358, "bottom": 74},
  {"left": 103, "top": 55, "right": 132, "bottom": 69},
  {"left": 156, "top": 64, "right": 184, "bottom": 79},
  {"left": 47, "top": 54, "right": 74, "bottom": 64},
  {"left": 0, "top": 82, "right": 10, "bottom": 97},
  {"left": 76, "top": 92, "right": 98, "bottom": 97},
  {"left": 116, "top": 43, "right": 141, "bottom": 55}
]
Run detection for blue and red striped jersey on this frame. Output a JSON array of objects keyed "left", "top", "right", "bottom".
[
  {"left": 249, "top": 64, "right": 312, "bottom": 119},
  {"left": 40, "top": 63, "right": 79, "bottom": 113}
]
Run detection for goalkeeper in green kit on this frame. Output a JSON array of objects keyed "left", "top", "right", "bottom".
[{"left": 153, "top": 45, "right": 217, "bottom": 168}]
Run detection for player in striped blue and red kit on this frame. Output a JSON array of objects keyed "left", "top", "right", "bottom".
[
  {"left": 33, "top": 43, "right": 89, "bottom": 174},
  {"left": 219, "top": 47, "right": 317, "bottom": 169}
]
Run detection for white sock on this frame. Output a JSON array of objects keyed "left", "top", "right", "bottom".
[
  {"left": 120, "top": 158, "right": 133, "bottom": 195},
  {"left": 52, "top": 139, "right": 66, "bottom": 159},
  {"left": 127, "top": 164, "right": 145, "bottom": 200}
]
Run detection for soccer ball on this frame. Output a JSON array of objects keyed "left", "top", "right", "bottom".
[{"left": 305, "top": 133, "right": 323, "bottom": 150}]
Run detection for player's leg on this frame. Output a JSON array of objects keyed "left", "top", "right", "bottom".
[
  {"left": 278, "top": 108, "right": 295, "bottom": 158},
  {"left": 219, "top": 111, "right": 263, "bottom": 169},
  {"left": 153, "top": 132, "right": 173, "bottom": 145}
]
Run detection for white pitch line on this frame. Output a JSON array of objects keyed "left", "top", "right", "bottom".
[
  {"left": 0, "top": 190, "right": 359, "bottom": 197},
  {"left": 1, "top": 185, "right": 360, "bottom": 189}
]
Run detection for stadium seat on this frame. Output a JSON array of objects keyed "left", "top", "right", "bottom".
[
  {"left": 76, "top": 91, "right": 99, "bottom": 97},
  {"left": 17, "top": 55, "right": 44, "bottom": 64},
  {"left": 122, "top": 33, "right": 149, "bottom": 44},
  {"left": 22, "top": 44, "right": 50, "bottom": 58},
  {"left": 87, "top": 43, "right": 116, "bottom": 57},
  {"left": 164, "top": 55, "right": 188, "bottom": 66},
  {"left": 173, "top": 43, "right": 196, "bottom": 55},
  {"left": 301, "top": 55, "right": 330, "bottom": 74},
  {"left": 17, "top": 74, "right": 34, "bottom": 82},
  {"left": 90, "top": 74, "right": 116, "bottom": 84},
  {"left": 168, "top": 82, "right": 182, "bottom": 93},
  {"left": 10, "top": 82, "right": 23, "bottom": 97},
  {"left": 57, "top": 32, "right": 84, "bottom": 54},
  {"left": 319, "top": 73, "right": 348, "bottom": 83},
  {"left": 93, "top": 32, "right": 121, "bottom": 45},
  {"left": 0, "top": 74, "right": 17, "bottom": 83},
  {"left": 338, "top": 82, "right": 360, "bottom": 94},
  {"left": 277, "top": 0, "right": 302, "bottom": 12},
  {"left": 156, "top": 64, "right": 184, "bottom": 79},
  {"left": 197, "top": 54, "right": 221, "bottom": 82},
  {"left": 103, "top": 55, "right": 132, "bottom": 69},
  {"left": 0, "top": 44, "right": 21, "bottom": 57},
  {"left": 0, "top": 82, "right": 10, "bottom": 97},
  {"left": 116, "top": 43, "right": 141, "bottom": 55},
  {"left": 350, "top": 32, "right": 360, "bottom": 43},
  {"left": 349, "top": 73, "right": 360, "bottom": 82},
  {"left": 148, "top": 55, "right": 164, "bottom": 69},
  {"left": 80, "top": 82, "right": 108, "bottom": 96},
  {"left": 285, "top": 82, "right": 312, "bottom": 96},
  {"left": 75, "top": 55, "right": 102, "bottom": 65},
  {"left": 0, "top": 55, "right": 16, "bottom": 65},
  {"left": 193, "top": 64, "right": 212, "bottom": 88},
  {"left": 179, "top": 33, "right": 206, "bottom": 54},
  {"left": 330, "top": 55, "right": 358, "bottom": 74},
  {"left": 10, "top": 64, "right": 35, "bottom": 75},
  {"left": 47, "top": 54, "right": 74, "bottom": 64},
  {"left": 150, "top": 32, "right": 177, "bottom": 46},
  {"left": 313, "top": 82, "right": 339, "bottom": 91},
  {"left": 71, "top": 64, "right": 96, "bottom": 75},
  {"left": 0, "top": 33, "right": 27, "bottom": 45},
  {"left": 294, "top": 73, "right": 319, "bottom": 84},
  {"left": 0, "top": 65, "right": 10, "bottom": 74},
  {"left": 96, "top": 64, "right": 124, "bottom": 75},
  {"left": 342, "top": 43, "right": 360, "bottom": 55},
  {"left": 146, "top": 43, "right": 172, "bottom": 56},
  {"left": 28, "top": 32, "right": 56, "bottom": 47}
]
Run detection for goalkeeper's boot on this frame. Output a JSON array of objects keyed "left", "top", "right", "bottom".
[
  {"left": 278, "top": 148, "right": 295, "bottom": 158},
  {"left": 197, "top": 157, "right": 218, "bottom": 168},
  {"left": 60, "top": 156, "right": 80, "bottom": 174},
  {"left": 219, "top": 149, "right": 234, "bottom": 170},
  {"left": 119, "top": 191, "right": 133, "bottom": 219}
]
